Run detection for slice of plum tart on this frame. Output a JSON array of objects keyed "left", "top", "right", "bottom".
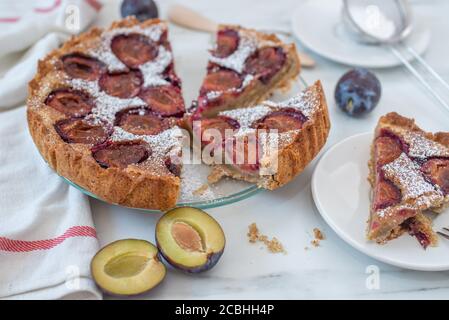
[
  {"left": 27, "top": 17, "right": 186, "bottom": 210},
  {"left": 187, "top": 81, "right": 330, "bottom": 190},
  {"left": 192, "top": 25, "right": 301, "bottom": 118},
  {"left": 368, "top": 112, "right": 449, "bottom": 248}
]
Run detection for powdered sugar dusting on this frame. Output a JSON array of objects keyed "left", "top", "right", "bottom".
[
  {"left": 221, "top": 105, "right": 272, "bottom": 127},
  {"left": 268, "top": 85, "right": 321, "bottom": 118},
  {"left": 139, "top": 45, "right": 172, "bottom": 87},
  {"left": 402, "top": 131, "right": 449, "bottom": 159},
  {"left": 69, "top": 79, "right": 144, "bottom": 124},
  {"left": 382, "top": 153, "right": 442, "bottom": 200},
  {"left": 89, "top": 24, "right": 165, "bottom": 72},
  {"left": 209, "top": 33, "right": 257, "bottom": 73}
]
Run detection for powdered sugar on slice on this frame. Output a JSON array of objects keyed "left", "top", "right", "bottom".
[
  {"left": 402, "top": 131, "right": 449, "bottom": 159},
  {"left": 220, "top": 105, "right": 272, "bottom": 128},
  {"left": 382, "top": 153, "right": 442, "bottom": 201},
  {"left": 266, "top": 86, "right": 321, "bottom": 118},
  {"left": 209, "top": 33, "right": 257, "bottom": 74}
]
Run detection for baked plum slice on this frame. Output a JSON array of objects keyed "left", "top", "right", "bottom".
[
  {"left": 251, "top": 108, "right": 306, "bottom": 132},
  {"left": 212, "top": 29, "right": 239, "bottom": 58},
  {"left": 139, "top": 85, "right": 185, "bottom": 117},
  {"left": 111, "top": 33, "right": 158, "bottom": 68},
  {"left": 45, "top": 89, "right": 94, "bottom": 117},
  {"left": 374, "top": 132, "right": 405, "bottom": 166},
  {"left": 92, "top": 140, "right": 150, "bottom": 169},
  {"left": 61, "top": 53, "right": 106, "bottom": 81},
  {"left": 372, "top": 176, "right": 402, "bottom": 210},
  {"left": 200, "top": 70, "right": 242, "bottom": 95},
  {"left": 54, "top": 118, "right": 110, "bottom": 145},
  {"left": 99, "top": 70, "right": 143, "bottom": 98},
  {"left": 244, "top": 47, "right": 286, "bottom": 84},
  {"left": 195, "top": 116, "right": 240, "bottom": 147},
  {"left": 421, "top": 158, "right": 449, "bottom": 194},
  {"left": 91, "top": 239, "right": 166, "bottom": 296},
  {"left": 115, "top": 107, "right": 170, "bottom": 136},
  {"left": 156, "top": 207, "right": 225, "bottom": 273},
  {"left": 224, "top": 133, "right": 260, "bottom": 175}
]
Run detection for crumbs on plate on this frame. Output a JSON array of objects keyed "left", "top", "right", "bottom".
[
  {"left": 247, "top": 223, "right": 286, "bottom": 254},
  {"left": 311, "top": 228, "right": 325, "bottom": 247}
]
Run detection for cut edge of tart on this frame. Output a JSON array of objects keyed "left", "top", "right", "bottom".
[
  {"left": 27, "top": 17, "right": 185, "bottom": 210},
  {"left": 191, "top": 81, "right": 330, "bottom": 190},
  {"left": 367, "top": 112, "right": 449, "bottom": 247},
  {"left": 192, "top": 24, "right": 301, "bottom": 118}
]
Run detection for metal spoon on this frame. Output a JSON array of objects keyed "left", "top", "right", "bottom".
[
  {"left": 342, "top": 0, "right": 449, "bottom": 113},
  {"left": 167, "top": 4, "right": 316, "bottom": 68}
]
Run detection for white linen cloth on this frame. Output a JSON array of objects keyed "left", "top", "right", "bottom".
[{"left": 0, "top": 0, "right": 102, "bottom": 299}]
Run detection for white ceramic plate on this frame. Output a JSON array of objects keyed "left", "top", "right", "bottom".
[
  {"left": 311, "top": 132, "right": 449, "bottom": 271},
  {"left": 291, "top": 0, "right": 431, "bottom": 68}
]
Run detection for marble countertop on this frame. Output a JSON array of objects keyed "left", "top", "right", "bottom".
[{"left": 92, "top": 0, "right": 449, "bottom": 299}]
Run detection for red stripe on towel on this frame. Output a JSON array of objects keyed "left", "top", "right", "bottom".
[
  {"left": 34, "top": 0, "right": 62, "bottom": 13},
  {"left": 85, "top": 0, "right": 102, "bottom": 11},
  {"left": 0, "top": 226, "right": 97, "bottom": 252}
]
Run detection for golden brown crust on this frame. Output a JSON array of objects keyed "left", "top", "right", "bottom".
[
  {"left": 27, "top": 17, "right": 180, "bottom": 211},
  {"left": 262, "top": 81, "right": 329, "bottom": 189}
]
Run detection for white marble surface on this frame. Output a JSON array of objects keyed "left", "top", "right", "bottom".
[{"left": 92, "top": 0, "right": 449, "bottom": 299}]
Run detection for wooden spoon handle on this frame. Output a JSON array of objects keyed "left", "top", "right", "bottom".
[{"left": 168, "top": 4, "right": 218, "bottom": 33}]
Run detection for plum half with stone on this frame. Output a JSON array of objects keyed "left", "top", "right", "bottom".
[
  {"left": 91, "top": 239, "right": 166, "bottom": 296},
  {"left": 156, "top": 207, "right": 226, "bottom": 273}
]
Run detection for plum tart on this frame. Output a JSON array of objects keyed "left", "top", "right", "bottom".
[
  {"left": 27, "top": 17, "right": 186, "bottom": 210},
  {"left": 189, "top": 81, "right": 330, "bottom": 190},
  {"left": 368, "top": 112, "right": 449, "bottom": 248},
  {"left": 192, "top": 25, "right": 301, "bottom": 117}
]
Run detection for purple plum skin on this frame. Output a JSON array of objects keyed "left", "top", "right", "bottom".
[
  {"left": 120, "top": 0, "right": 159, "bottom": 21},
  {"left": 335, "top": 68, "right": 381, "bottom": 117}
]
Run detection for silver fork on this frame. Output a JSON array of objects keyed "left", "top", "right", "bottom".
[{"left": 437, "top": 227, "right": 449, "bottom": 240}]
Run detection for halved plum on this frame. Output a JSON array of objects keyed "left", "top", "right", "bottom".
[
  {"left": 45, "top": 89, "right": 94, "bottom": 117},
  {"left": 212, "top": 29, "right": 239, "bottom": 58},
  {"left": 54, "top": 118, "right": 110, "bottom": 145},
  {"left": 244, "top": 47, "right": 286, "bottom": 84},
  {"left": 115, "top": 107, "right": 169, "bottom": 136},
  {"left": 61, "top": 53, "right": 106, "bottom": 81},
  {"left": 156, "top": 207, "right": 226, "bottom": 273},
  {"left": 421, "top": 158, "right": 449, "bottom": 194},
  {"left": 139, "top": 85, "right": 185, "bottom": 117},
  {"left": 92, "top": 140, "right": 150, "bottom": 169},
  {"left": 251, "top": 108, "right": 306, "bottom": 132},
  {"left": 111, "top": 33, "right": 158, "bottom": 68},
  {"left": 91, "top": 239, "right": 166, "bottom": 296},
  {"left": 200, "top": 70, "right": 242, "bottom": 95},
  {"left": 99, "top": 70, "right": 143, "bottom": 98}
]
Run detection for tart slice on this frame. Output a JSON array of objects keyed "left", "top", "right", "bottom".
[
  {"left": 192, "top": 25, "right": 301, "bottom": 117},
  {"left": 189, "top": 81, "right": 330, "bottom": 190},
  {"left": 368, "top": 112, "right": 449, "bottom": 247},
  {"left": 28, "top": 17, "right": 186, "bottom": 210}
]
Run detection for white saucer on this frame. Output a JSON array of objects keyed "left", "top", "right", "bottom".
[
  {"left": 311, "top": 132, "right": 449, "bottom": 271},
  {"left": 291, "top": 0, "right": 431, "bottom": 68}
]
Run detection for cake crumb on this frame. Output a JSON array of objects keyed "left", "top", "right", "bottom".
[
  {"left": 310, "top": 228, "right": 325, "bottom": 247},
  {"left": 247, "top": 223, "right": 286, "bottom": 254},
  {"left": 207, "top": 166, "right": 227, "bottom": 184},
  {"left": 193, "top": 184, "right": 209, "bottom": 196}
]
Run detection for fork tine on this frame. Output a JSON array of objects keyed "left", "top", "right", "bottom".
[
  {"left": 437, "top": 231, "right": 449, "bottom": 240},
  {"left": 443, "top": 227, "right": 449, "bottom": 232}
]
